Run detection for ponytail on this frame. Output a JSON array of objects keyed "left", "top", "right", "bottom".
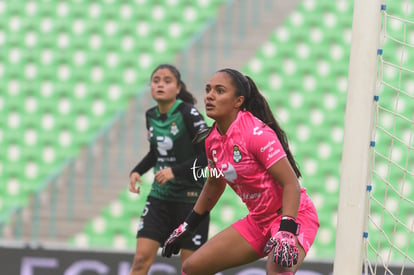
[
  {"left": 177, "top": 80, "right": 197, "bottom": 105},
  {"left": 219, "top": 69, "right": 302, "bottom": 178},
  {"left": 244, "top": 76, "right": 301, "bottom": 178}
]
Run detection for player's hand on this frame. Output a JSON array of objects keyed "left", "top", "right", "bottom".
[
  {"left": 264, "top": 230, "right": 298, "bottom": 267},
  {"left": 162, "top": 222, "right": 190, "bottom": 257},
  {"left": 264, "top": 216, "right": 300, "bottom": 267},
  {"left": 162, "top": 210, "right": 208, "bottom": 257},
  {"left": 155, "top": 168, "right": 174, "bottom": 185},
  {"left": 129, "top": 172, "right": 142, "bottom": 193}
]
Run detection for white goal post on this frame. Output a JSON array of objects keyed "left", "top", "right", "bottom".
[{"left": 333, "top": 0, "right": 382, "bottom": 274}]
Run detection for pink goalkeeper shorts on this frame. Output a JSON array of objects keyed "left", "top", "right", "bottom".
[{"left": 232, "top": 191, "right": 319, "bottom": 258}]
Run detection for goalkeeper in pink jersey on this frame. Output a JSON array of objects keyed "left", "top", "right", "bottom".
[{"left": 162, "top": 68, "right": 319, "bottom": 275}]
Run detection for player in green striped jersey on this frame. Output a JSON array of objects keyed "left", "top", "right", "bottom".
[{"left": 129, "top": 64, "right": 209, "bottom": 275}]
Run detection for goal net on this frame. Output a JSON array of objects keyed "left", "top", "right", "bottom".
[
  {"left": 333, "top": 0, "right": 413, "bottom": 274},
  {"left": 365, "top": 0, "right": 413, "bottom": 274}
]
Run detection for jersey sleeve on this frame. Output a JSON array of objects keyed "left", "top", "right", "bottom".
[
  {"left": 180, "top": 103, "right": 208, "bottom": 137},
  {"left": 248, "top": 125, "right": 286, "bottom": 170},
  {"left": 130, "top": 144, "right": 157, "bottom": 175}
]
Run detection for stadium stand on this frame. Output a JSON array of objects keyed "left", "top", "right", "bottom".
[{"left": 0, "top": 0, "right": 225, "bottom": 224}]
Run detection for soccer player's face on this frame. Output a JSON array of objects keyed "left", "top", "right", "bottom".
[
  {"left": 150, "top": 68, "right": 180, "bottom": 103},
  {"left": 204, "top": 72, "right": 244, "bottom": 121}
]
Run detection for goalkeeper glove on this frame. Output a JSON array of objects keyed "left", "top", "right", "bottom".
[
  {"left": 263, "top": 216, "right": 300, "bottom": 267},
  {"left": 162, "top": 210, "right": 208, "bottom": 258}
]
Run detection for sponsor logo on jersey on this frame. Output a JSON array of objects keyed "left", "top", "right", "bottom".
[
  {"left": 253, "top": 126, "right": 263, "bottom": 136},
  {"left": 221, "top": 162, "right": 237, "bottom": 183},
  {"left": 192, "top": 234, "right": 202, "bottom": 246},
  {"left": 156, "top": 136, "right": 173, "bottom": 155},
  {"left": 193, "top": 120, "right": 207, "bottom": 128},
  {"left": 190, "top": 108, "right": 199, "bottom": 116},
  {"left": 186, "top": 191, "right": 199, "bottom": 198}
]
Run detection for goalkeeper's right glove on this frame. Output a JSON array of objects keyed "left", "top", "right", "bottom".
[{"left": 162, "top": 210, "right": 208, "bottom": 258}]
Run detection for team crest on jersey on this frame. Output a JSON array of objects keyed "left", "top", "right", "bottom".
[
  {"left": 233, "top": 145, "right": 242, "bottom": 163},
  {"left": 170, "top": 121, "right": 179, "bottom": 135}
]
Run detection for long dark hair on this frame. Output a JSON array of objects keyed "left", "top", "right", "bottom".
[
  {"left": 151, "top": 64, "right": 197, "bottom": 105},
  {"left": 219, "top": 68, "right": 302, "bottom": 178}
]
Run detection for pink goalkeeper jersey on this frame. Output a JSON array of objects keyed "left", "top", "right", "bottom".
[{"left": 206, "top": 111, "right": 292, "bottom": 226}]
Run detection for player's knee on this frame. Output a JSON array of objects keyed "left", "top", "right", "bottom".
[
  {"left": 181, "top": 257, "right": 197, "bottom": 275},
  {"left": 131, "top": 253, "right": 151, "bottom": 272}
]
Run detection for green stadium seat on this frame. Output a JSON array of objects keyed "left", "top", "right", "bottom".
[{"left": 0, "top": 170, "right": 30, "bottom": 207}]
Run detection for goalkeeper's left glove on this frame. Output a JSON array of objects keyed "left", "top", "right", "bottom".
[{"left": 263, "top": 216, "right": 300, "bottom": 267}]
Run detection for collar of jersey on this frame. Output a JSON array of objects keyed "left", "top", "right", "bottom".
[
  {"left": 214, "top": 110, "right": 245, "bottom": 137},
  {"left": 155, "top": 99, "right": 183, "bottom": 118}
]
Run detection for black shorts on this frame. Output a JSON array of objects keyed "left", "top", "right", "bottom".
[{"left": 136, "top": 196, "right": 210, "bottom": 251}]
